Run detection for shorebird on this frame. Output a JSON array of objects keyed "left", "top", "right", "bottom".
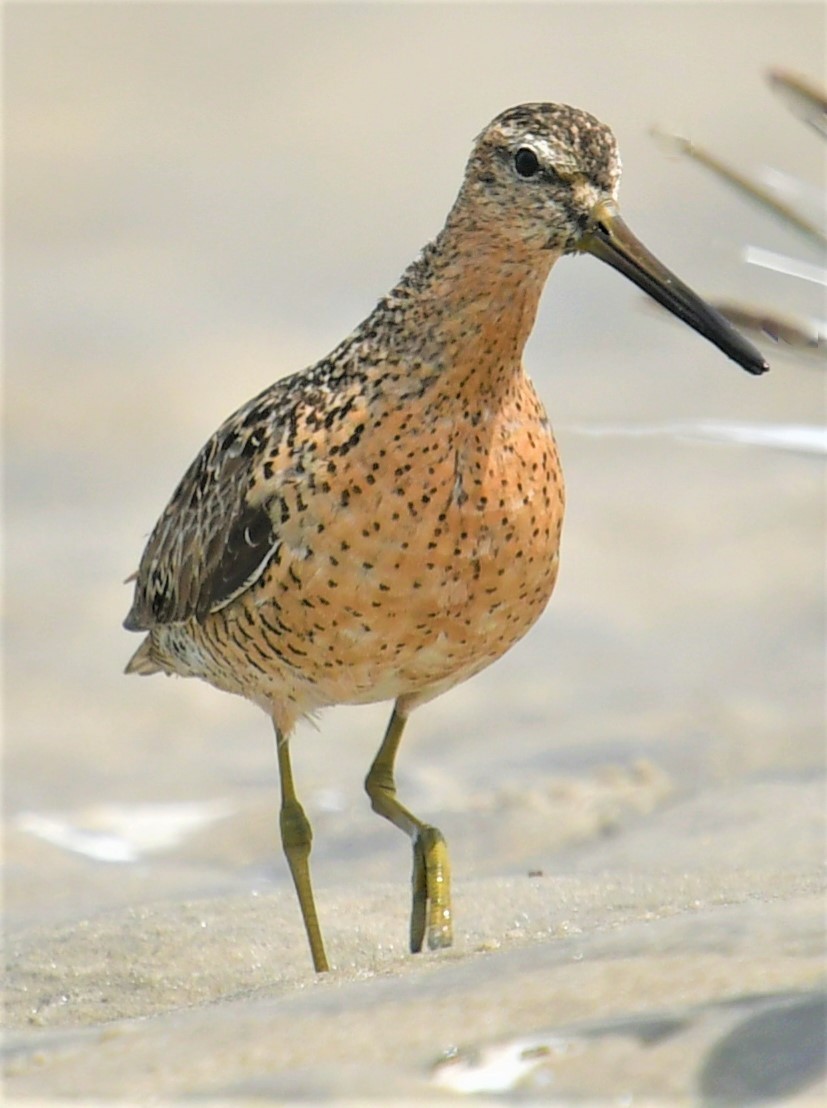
[{"left": 125, "top": 103, "right": 768, "bottom": 973}]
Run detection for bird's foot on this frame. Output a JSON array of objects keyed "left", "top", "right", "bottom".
[{"left": 410, "top": 824, "right": 452, "bottom": 953}]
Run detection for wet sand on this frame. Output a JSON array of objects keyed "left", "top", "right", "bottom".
[{"left": 5, "top": 3, "right": 825, "bottom": 1102}]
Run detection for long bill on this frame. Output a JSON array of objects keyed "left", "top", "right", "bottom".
[{"left": 578, "top": 199, "right": 770, "bottom": 376}]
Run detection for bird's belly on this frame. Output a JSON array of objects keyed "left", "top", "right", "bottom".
[
  {"left": 295, "top": 540, "right": 562, "bottom": 709},
  {"left": 264, "top": 420, "right": 563, "bottom": 705}
]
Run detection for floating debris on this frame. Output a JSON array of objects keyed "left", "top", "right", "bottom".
[
  {"left": 709, "top": 299, "right": 826, "bottom": 358},
  {"left": 650, "top": 126, "right": 825, "bottom": 248},
  {"left": 768, "top": 68, "right": 827, "bottom": 139}
]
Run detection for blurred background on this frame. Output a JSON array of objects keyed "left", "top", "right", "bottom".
[{"left": 5, "top": 3, "right": 825, "bottom": 932}]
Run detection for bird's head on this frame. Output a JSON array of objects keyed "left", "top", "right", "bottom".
[{"left": 455, "top": 102, "right": 769, "bottom": 375}]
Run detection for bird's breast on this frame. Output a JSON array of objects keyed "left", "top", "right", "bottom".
[{"left": 236, "top": 380, "right": 566, "bottom": 705}]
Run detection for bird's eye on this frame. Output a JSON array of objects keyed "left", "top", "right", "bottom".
[{"left": 514, "top": 148, "right": 540, "bottom": 178}]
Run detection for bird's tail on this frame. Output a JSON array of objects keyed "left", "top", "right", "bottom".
[{"left": 124, "top": 635, "right": 163, "bottom": 676}]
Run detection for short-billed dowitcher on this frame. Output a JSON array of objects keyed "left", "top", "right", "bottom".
[{"left": 125, "top": 103, "right": 768, "bottom": 972}]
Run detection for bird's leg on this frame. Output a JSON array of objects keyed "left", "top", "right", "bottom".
[
  {"left": 365, "top": 705, "right": 452, "bottom": 953},
  {"left": 274, "top": 727, "right": 329, "bottom": 973}
]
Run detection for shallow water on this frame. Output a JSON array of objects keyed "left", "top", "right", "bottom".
[{"left": 5, "top": 3, "right": 826, "bottom": 1101}]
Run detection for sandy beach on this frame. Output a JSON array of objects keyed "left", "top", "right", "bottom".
[{"left": 5, "top": 3, "right": 825, "bottom": 1102}]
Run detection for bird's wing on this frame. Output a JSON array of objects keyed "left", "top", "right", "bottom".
[{"left": 123, "top": 388, "right": 287, "bottom": 631}]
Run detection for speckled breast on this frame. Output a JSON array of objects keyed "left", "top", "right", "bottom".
[{"left": 191, "top": 376, "right": 565, "bottom": 714}]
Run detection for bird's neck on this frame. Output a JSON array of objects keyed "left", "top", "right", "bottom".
[{"left": 371, "top": 223, "right": 558, "bottom": 404}]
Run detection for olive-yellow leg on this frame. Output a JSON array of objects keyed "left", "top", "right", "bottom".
[
  {"left": 275, "top": 728, "right": 329, "bottom": 973},
  {"left": 365, "top": 706, "right": 453, "bottom": 953}
]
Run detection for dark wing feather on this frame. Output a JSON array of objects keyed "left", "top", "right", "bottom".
[
  {"left": 195, "top": 500, "right": 277, "bottom": 620},
  {"left": 124, "top": 389, "right": 284, "bottom": 631}
]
